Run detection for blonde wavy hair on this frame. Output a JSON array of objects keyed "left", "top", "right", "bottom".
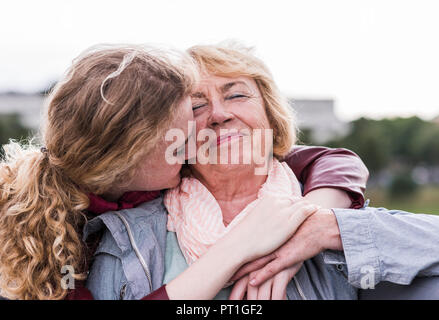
[
  {"left": 187, "top": 42, "right": 297, "bottom": 158},
  {"left": 0, "top": 44, "right": 196, "bottom": 299}
]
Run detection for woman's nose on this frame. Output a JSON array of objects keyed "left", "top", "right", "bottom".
[{"left": 208, "top": 100, "right": 234, "bottom": 127}]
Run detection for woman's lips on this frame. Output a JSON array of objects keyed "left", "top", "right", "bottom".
[{"left": 216, "top": 133, "right": 244, "bottom": 146}]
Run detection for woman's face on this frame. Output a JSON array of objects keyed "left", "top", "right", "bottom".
[
  {"left": 126, "top": 96, "right": 195, "bottom": 191},
  {"left": 190, "top": 74, "right": 272, "bottom": 171}
]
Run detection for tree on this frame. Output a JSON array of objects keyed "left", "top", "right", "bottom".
[
  {"left": 0, "top": 113, "right": 32, "bottom": 153},
  {"left": 327, "top": 116, "right": 439, "bottom": 175},
  {"left": 297, "top": 128, "right": 315, "bottom": 145},
  {"left": 327, "top": 117, "right": 391, "bottom": 174},
  {"left": 388, "top": 171, "right": 419, "bottom": 199}
]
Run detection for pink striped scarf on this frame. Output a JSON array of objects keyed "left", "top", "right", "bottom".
[{"left": 164, "top": 159, "right": 302, "bottom": 266}]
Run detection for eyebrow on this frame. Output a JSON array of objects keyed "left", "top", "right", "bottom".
[
  {"left": 220, "top": 81, "right": 247, "bottom": 93},
  {"left": 191, "top": 81, "right": 249, "bottom": 99},
  {"left": 191, "top": 92, "right": 207, "bottom": 99}
]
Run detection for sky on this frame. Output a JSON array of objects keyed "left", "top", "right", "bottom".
[{"left": 1, "top": 0, "right": 438, "bottom": 121}]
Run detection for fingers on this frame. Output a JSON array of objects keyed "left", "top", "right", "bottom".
[
  {"left": 230, "top": 254, "right": 276, "bottom": 282},
  {"left": 229, "top": 276, "right": 249, "bottom": 300},
  {"left": 275, "top": 264, "right": 302, "bottom": 300},
  {"left": 246, "top": 271, "right": 260, "bottom": 300},
  {"left": 271, "top": 272, "right": 290, "bottom": 300},
  {"left": 237, "top": 264, "right": 302, "bottom": 300},
  {"left": 295, "top": 201, "right": 320, "bottom": 217},
  {"left": 256, "top": 278, "right": 273, "bottom": 300},
  {"left": 246, "top": 280, "right": 258, "bottom": 300},
  {"left": 249, "top": 259, "right": 285, "bottom": 287},
  {"left": 287, "top": 202, "right": 319, "bottom": 227}
]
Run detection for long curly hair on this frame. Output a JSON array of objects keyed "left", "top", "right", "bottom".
[{"left": 0, "top": 44, "right": 195, "bottom": 299}]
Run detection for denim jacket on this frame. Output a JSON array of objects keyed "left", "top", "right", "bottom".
[
  {"left": 84, "top": 196, "right": 439, "bottom": 300},
  {"left": 84, "top": 197, "right": 168, "bottom": 299}
]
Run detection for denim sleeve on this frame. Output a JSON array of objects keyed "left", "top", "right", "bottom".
[
  {"left": 323, "top": 207, "right": 439, "bottom": 288},
  {"left": 86, "top": 253, "right": 127, "bottom": 300}
]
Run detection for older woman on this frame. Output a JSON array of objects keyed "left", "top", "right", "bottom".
[
  {"left": 176, "top": 43, "right": 439, "bottom": 300},
  {"left": 163, "top": 44, "right": 439, "bottom": 299}
]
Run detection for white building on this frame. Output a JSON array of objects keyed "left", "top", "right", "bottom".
[{"left": 289, "top": 98, "right": 350, "bottom": 143}]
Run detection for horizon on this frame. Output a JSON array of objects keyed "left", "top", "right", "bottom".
[{"left": 0, "top": 89, "right": 437, "bottom": 123}]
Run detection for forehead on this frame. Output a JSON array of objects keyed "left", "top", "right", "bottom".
[{"left": 193, "top": 74, "right": 258, "bottom": 93}]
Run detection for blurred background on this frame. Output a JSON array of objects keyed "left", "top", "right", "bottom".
[{"left": 1, "top": 0, "right": 438, "bottom": 214}]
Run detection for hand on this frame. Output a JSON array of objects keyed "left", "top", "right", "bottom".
[
  {"left": 229, "top": 264, "right": 302, "bottom": 300},
  {"left": 165, "top": 198, "right": 315, "bottom": 301},
  {"left": 231, "top": 208, "right": 342, "bottom": 286},
  {"left": 225, "top": 195, "right": 319, "bottom": 264}
]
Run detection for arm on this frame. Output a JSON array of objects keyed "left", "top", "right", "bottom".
[
  {"left": 245, "top": 206, "right": 439, "bottom": 289},
  {"left": 304, "top": 187, "right": 351, "bottom": 210},
  {"left": 87, "top": 235, "right": 253, "bottom": 300},
  {"left": 327, "top": 207, "right": 439, "bottom": 288},
  {"left": 284, "top": 145, "right": 369, "bottom": 209}
]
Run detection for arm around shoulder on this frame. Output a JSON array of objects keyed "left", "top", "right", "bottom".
[
  {"left": 329, "top": 206, "right": 439, "bottom": 288},
  {"left": 284, "top": 145, "right": 369, "bottom": 208}
]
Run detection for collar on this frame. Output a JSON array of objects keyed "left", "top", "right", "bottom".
[{"left": 87, "top": 190, "right": 161, "bottom": 216}]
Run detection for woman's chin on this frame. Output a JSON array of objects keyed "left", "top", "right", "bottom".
[
  {"left": 162, "top": 175, "right": 182, "bottom": 190},
  {"left": 204, "top": 162, "right": 256, "bottom": 174}
]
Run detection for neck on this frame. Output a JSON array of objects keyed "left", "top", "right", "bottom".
[
  {"left": 101, "top": 189, "right": 125, "bottom": 202},
  {"left": 190, "top": 164, "right": 267, "bottom": 224}
]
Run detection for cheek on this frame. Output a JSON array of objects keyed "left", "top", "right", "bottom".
[
  {"left": 193, "top": 116, "right": 209, "bottom": 147},
  {"left": 151, "top": 157, "right": 181, "bottom": 176},
  {"left": 194, "top": 113, "right": 208, "bottom": 130},
  {"left": 236, "top": 98, "right": 270, "bottom": 129},
  {"left": 238, "top": 109, "right": 270, "bottom": 130},
  {"left": 140, "top": 161, "right": 182, "bottom": 189},
  {"left": 132, "top": 146, "right": 183, "bottom": 189}
]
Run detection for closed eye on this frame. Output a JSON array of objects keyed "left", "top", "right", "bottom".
[
  {"left": 192, "top": 103, "right": 208, "bottom": 111},
  {"left": 226, "top": 94, "right": 248, "bottom": 100}
]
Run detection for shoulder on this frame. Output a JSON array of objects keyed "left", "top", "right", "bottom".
[
  {"left": 85, "top": 195, "right": 169, "bottom": 299},
  {"left": 84, "top": 195, "right": 167, "bottom": 240}
]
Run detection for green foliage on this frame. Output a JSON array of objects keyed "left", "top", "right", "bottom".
[
  {"left": 410, "top": 124, "right": 439, "bottom": 165},
  {"left": 297, "top": 128, "right": 315, "bottom": 145},
  {"left": 0, "top": 113, "right": 32, "bottom": 151},
  {"left": 367, "top": 186, "right": 439, "bottom": 215},
  {"left": 327, "top": 117, "right": 390, "bottom": 172},
  {"left": 388, "top": 172, "right": 419, "bottom": 199},
  {"left": 327, "top": 116, "right": 439, "bottom": 175}
]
